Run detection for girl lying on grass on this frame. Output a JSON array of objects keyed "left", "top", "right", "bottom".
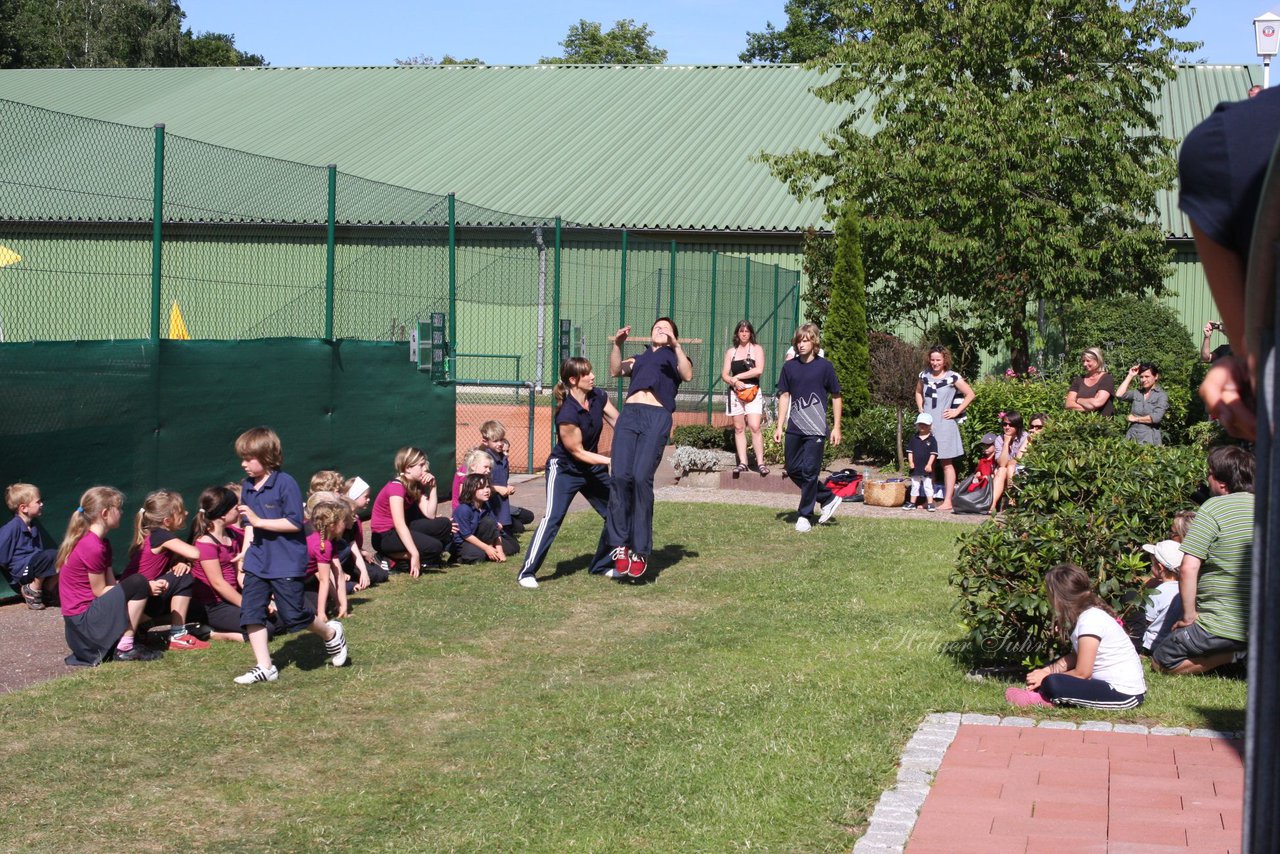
[{"left": 1006, "top": 563, "right": 1147, "bottom": 710}]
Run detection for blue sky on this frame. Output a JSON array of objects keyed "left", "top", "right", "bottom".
[{"left": 179, "top": 1, "right": 1280, "bottom": 68}]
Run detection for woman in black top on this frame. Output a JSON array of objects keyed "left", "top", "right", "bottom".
[
  {"left": 515, "top": 357, "right": 618, "bottom": 589},
  {"left": 607, "top": 317, "right": 694, "bottom": 578},
  {"left": 721, "top": 319, "right": 767, "bottom": 475}
]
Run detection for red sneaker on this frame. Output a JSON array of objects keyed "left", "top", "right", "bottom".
[
  {"left": 168, "top": 633, "right": 210, "bottom": 651},
  {"left": 626, "top": 552, "right": 648, "bottom": 578},
  {"left": 612, "top": 547, "right": 631, "bottom": 575}
]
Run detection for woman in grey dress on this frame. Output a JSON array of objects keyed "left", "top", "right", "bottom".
[
  {"left": 1114, "top": 363, "right": 1170, "bottom": 445},
  {"left": 914, "top": 345, "right": 975, "bottom": 510}
]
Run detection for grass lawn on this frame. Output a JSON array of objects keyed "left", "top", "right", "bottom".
[{"left": 0, "top": 504, "right": 1246, "bottom": 852}]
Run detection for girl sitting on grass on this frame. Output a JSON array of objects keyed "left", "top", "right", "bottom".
[
  {"left": 1006, "top": 563, "right": 1147, "bottom": 710},
  {"left": 122, "top": 490, "right": 209, "bottom": 650},
  {"left": 57, "top": 487, "right": 162, "bottom": 664}
]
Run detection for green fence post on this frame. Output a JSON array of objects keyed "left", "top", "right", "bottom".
[
  {"left": 668, "top": 239, "right": 677, "bottom": 318},
  {"left": 768, "top": 265, "right": 778, "bottom": 391},
  {"left": 150, "top": 123, "right": 165, "bottom": 343},
  {"left": 448, "top": 193, "right": 457, "bottom": 378},
  {"left": 706, "top": 252, "right": 717, "bottom": 422},
  {"left": 618, "top": 229, "right": 628, "bottom": 402},
  {"left": 744, "top": 258, "right": 752, "bottom": 325},
  {"left": 527, "top": 384, "right": 536, "bottom": 473},
  {"left": 793, "top": 271, "right": 801, "bottom": 326},
  {"left": 551, "top": 216, "right": 562, "bottom": 450},
  {"left": 325, "top": 164, "right": 337, "bottom": 341}
]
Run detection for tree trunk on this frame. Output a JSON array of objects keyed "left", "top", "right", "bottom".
[
  {"left": 1009, "top": 308, "right": 1031, "bottom": 374},
  {"left": 895, "top": 406, "right": 905, "bottom": 473}
]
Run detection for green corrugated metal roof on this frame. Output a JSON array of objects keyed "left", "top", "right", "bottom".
[{"left": 0, "top": 63, "right": 1262, "bottom": 235}]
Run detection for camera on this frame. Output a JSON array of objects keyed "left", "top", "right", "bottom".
[{"left": 1209, "top": 321, "right": 1223, "bottom": 331}]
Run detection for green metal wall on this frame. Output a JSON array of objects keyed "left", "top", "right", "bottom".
[{"left": 0, "top": 339, "right": 454, "bottom": 560}]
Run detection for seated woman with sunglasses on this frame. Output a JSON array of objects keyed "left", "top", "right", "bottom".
[{"left": 989, "top": 411, "right": 1041, "bottom": 514}]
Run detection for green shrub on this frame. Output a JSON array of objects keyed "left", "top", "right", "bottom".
[
  {"left": 955, "top": 375, "right": 1078, "bottom": 465},
  {"left": 670, "top": 424, "right": 732, "bottom": 450},
  {"left": 842, "top": 404, "right": 900, "bottom": 465},
  {"left": 1065, "top": 295, "right": 1199, "bottom": 443},
  {"left": 950, "top": 418, "right": 1208, "bottom": 666}
]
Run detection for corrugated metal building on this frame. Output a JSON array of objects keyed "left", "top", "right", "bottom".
[{"left": 0, "top": 62, "right": 1264, "bottom": 347}]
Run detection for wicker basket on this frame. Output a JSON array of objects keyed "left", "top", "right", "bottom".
[{"left": 864, "top": 479, "right": 907, "bottom": 507}]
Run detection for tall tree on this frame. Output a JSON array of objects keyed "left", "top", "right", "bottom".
[
  {"left": 0, "top": 1, "right": 266, "bottom": 68},
  {"left": 395, "top": 53, "right": 484, "bottom": 66},
  {"left": 540, "top": 19, "right": 667, "bottom": 64},
  {"left": 825, "top": 200, "right": 871, "bottom": 417},
  {"left": 767, "top": 0, "right": 1195, "bottom": 372},
  {"left": 182, "top": 31, "right": 265, "bottom": 67},
  {"left": 740, "top": 0, "right": 850, "bottom": 64}
]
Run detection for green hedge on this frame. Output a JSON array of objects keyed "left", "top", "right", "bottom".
[{"left": 950, "top": 417, "right": 1208, "bottom": 666}]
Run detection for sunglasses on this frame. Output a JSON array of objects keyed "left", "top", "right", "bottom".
[{"left": 1030, "top": 423, "right": 1044, "bottom": 430}]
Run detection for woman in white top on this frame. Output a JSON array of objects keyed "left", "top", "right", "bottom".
[{"left": 1006, "top": 563, "right": 1147, "bottom": 710}]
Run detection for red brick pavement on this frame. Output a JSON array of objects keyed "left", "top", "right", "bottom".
[{"left": 905, "top": 725, "right": 1243, "bottom": 854}]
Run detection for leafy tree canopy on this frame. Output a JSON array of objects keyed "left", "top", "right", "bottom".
[
  {"left": 740, "top": 0, "right": 851, "bottom": 63},
  {"left": 766, "top": 0, "right": 1196, "bottom": 372},
  {"left": 395, "top": 54, "right": 485, "bottom": 66},
  {"left": 540, "top": 18, "right": 667, "bottom": 64},
  {"left": 0, "top": 0, "right": 266, "bottom": 67}
]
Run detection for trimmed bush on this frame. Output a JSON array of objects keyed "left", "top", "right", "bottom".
[
  {"left": 950, "top": 417, "right": 1208, "bottom": 665},
  {"left": 1066, "top": 295, "right": 1199, "bottom": 444},
  {"left": 955, "top": 374, "right": 1078, "bottom": 465},
  {"left": 670, "top": 424, "right": 732, "bottom": 450}
]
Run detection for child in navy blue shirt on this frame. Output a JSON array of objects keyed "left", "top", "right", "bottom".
[
  {"left": 452, "top": 473, "right": 506, "bottom": 564},
  {"left": 480, "top": 420, "right": 535, "bottom": 546},
  {"left": 905, "top": 413, "right": 939, "bottom": 512},
  {"left": 774, "top": 323, "right": 843, "bottom": 531},
  {"left": 232, "top": 427, "right": 350, "bottom": 685},
  {"left": 0, "top": 483, "right": 59, "bottom": 609}
]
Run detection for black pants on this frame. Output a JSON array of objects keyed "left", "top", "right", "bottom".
[
  {"left": 784, "top": 433, "right": 834, "bottom": 518},
  {"left": 372, "top": 516, "right": 452, "bottom": 565}
]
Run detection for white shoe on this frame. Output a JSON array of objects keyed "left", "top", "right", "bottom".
[
  {"left": 795, "top": 517, "right": 812, "bottom": 533},
  {"left": 818, "top": 496, "right": 843, "bottom": 524},
  {"left": 234, "top": 664, "right": 278, "bottom": 685},
  {"left": 604, "top": 568, "right": 620, "bottom": 578},
  {"left": 518, "top": 575, "right": 539, "bottom": 589},
  {"left": 325, "top": 620, "right": 349, "bottom": 667}
]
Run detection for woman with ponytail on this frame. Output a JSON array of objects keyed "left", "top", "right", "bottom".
[
  {"left": 516, "top": 356, "right": 619, "bottom": 589},
  {"left": 57, "top": 487, "right": 163, "bottom": 665}
]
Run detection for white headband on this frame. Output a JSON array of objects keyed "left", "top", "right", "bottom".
[{"left": 346, "top": 476, "right": 370, "bottom": 501}]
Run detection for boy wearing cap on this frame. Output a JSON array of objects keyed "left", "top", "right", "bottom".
[
  {"left": 904, "top": 413, "right": 939, "bottom": 512},
  {"left": 1135, "top": 540, "right": 1184, "bottom": 653}
]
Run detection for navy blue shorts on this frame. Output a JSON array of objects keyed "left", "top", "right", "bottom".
[{"left": 240, "top": 573, "right": 315, "bottom": 634}]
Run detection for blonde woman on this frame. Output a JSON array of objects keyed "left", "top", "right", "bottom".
[{"left": 1064, "top": 347, "right": 1115, "bottom": 417}]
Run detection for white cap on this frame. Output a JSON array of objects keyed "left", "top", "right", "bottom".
[
  {"left": 346, "top": 476, "right": 370, "bottom": 501},
  {"left": 915, "top": 412, "right": 933, "bottom": 425},
  {"left": 1142, "top": 539, "right": 1183, "bottom": 572}
]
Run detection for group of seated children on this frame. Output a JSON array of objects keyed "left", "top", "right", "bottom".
[
  {"left": 1003, "top": 437, "right": 1256, "bottom": 713},
  {"left": 0, "top": 421, "right": 537, "bottom": 684}
]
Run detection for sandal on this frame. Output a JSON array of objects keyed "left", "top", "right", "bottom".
[
  {"left": 733, "top": 463, "right": 748, "bottom": 476},
  {"left": 20, "top": 583, "right": 44, "bottom": 610},
  {"left": 758, "top": 464, "right": 770, "bottom": 476}
]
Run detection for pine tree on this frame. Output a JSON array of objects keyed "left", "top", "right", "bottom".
[{"left": 825, "top": 201, "right": 870, "bottom": 418}]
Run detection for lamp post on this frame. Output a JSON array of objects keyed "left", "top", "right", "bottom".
[{"left": 1255, "top": 10, "right": 1280, "bottom": 89}]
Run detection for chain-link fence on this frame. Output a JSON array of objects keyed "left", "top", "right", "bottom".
[{"left": 1, "top": 98, "right": 804, "bottom": 470}]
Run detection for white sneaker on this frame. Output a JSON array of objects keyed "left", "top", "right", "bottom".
[
  {"left": 604, "top": 568, "right": 620, "bottom": 578},
  {"left": 795, "top": 517, "right": 812, "bottom": 533},
  {"left": 234, "top": 664, "right": 278, "bottom": 685},
  {"left": 325, "top": 620, "right": 349, "bottom": 667},
  {"left": 818, "top": 496, "right": 844, "bottom": 524},
  {"left": 518, "top": 575, "right": 539, "bottom": 589}
]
